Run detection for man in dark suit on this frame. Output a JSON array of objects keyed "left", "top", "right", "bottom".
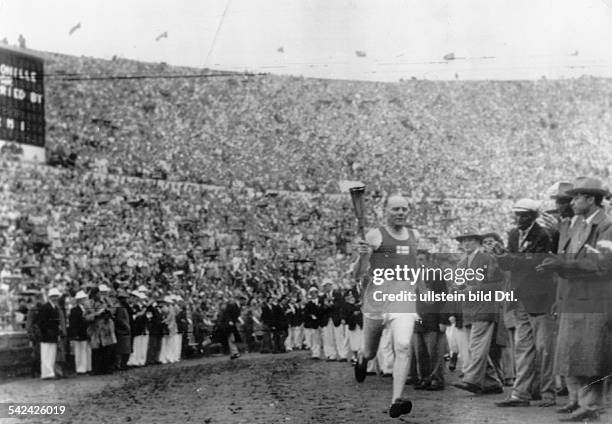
[
  {"left": 344, "top": 289, "right": 362, "bottom": 364},
  {"left": 495, "top": 199, "right": 557, "bottom": 407},
  {"left": 331, "top": 289, "right": 349, "bottom": 361},
  {"left": 414, "top": 250, "right": 448, "bottom": 391},
  {"left": 114, "top": 290, "right": 133, "bottom": 370},
  {"left": 537, "top": 182, "right": 576, "bottom": 403},
  {"left": 175, "top": 298, "right": 189, "bottom": 359},
  {"left": 69, "top": 290, "right": 91, "bottom": 374},
  {"left": 146, "top": 299, "right": 163, "bottom": 365},
  {"left": 304, "top": 287, "right": 322, "bottom": 359},
  {"left": 538, "top": 177, "right": 612, "bottom": 422},
  {"left": 35, "top": 288, "right": 61, "bottom": 379},
  {"left": 320, "top": 280, "right": 338, "bottom": 361},
  {"left": 218, "top": 297, "right": 242, "bottom": 359},
  {"left": 260, "top": 297, "right": 275, "bottom": 354},
  {"left": 453, "top": 230, "right": 504, "bottom": 395},
  {"left": 271, "top": 296, "right": 289, "bottom": 353},
  {"left": 25, "top": 292, "right": 43, "bottom": 378}
]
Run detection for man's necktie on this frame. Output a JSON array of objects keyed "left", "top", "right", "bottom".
[{"left": 567, "top": 219, "right": 589, "bottom": 255}]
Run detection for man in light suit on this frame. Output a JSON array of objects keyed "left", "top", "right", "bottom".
[
  {"left": 495, "top": 199, "right": 557, "bottom": 407},
  {"left": 453, "top": 229, "right": 504, "bottom": 395},
  {"left": 538, "top": 177, "right": 612, "bottom": 422}
]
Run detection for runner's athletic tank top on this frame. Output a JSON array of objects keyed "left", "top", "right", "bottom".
[
  {"left": 362, "top": 226, "right": 418, "bottom": 315},
  {"left": 369, "top": 226, "right": 418, "bottom": 274}
]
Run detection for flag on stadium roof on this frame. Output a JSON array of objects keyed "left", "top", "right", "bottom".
[{"left": 155, "top": 31, "right": 168, "bottom": 42}]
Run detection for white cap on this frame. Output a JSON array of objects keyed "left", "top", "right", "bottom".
[
  {"left": 74, "top": 290, "right": 88, "bottom": 300},
  {"left": 98, "top": 284, "right": 111, "bottom": 293},
  {"left": 137, "top": 285, "right": 149, "bottom": 292},
  {"left": 48, "top": 288, "right": 61, "bottom": 297},
  {"left": 512, "top": 198, "right": 540, "bottom": 213},
  {"left": 321, "top": 278, "right": 333, "bottom": 286},
  {"left": 136, "top": 292, "right": 148, "bottom": 300}
]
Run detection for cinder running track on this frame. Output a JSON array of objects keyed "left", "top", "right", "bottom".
[{"left": 0, "top": 352, "right": 600, "bottom": 423}]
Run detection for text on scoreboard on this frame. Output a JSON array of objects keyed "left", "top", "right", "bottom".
[{"left": 0, "top": 47, "right": 45, "bottom": 147}]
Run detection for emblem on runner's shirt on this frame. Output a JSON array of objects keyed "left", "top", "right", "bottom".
[{"left": 396, "top": 245, "right": 411, "bottom": 255}]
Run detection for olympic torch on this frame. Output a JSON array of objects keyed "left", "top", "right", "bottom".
[
  {"left": 349, "top": 185, "right": 366, "bottom": 296},
  {"left": 349, "top": 185, "right": 366, "bottom": 240}
]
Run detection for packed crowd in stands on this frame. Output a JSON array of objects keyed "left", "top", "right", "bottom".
[{"left": 41, "top": 52, "right": 612, "bottom": 198}]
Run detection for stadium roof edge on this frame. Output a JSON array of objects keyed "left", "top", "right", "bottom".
[
  {"left": 0, "top": 45, "right": 46, "bottom": 61},
  {"left": 28, "top": 48, "right": 259, "bottom": 77}
]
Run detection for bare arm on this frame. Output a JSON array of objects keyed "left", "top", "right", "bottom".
[{"left": 352, "top": 229, "right": 381, "bottom": 281}]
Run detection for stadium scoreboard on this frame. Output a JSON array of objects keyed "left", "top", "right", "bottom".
[{"left": 0, "top": 46, "right": 45, "bottom": 162}]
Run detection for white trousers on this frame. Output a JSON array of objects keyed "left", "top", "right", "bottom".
[
  {"left": 40, "top": 342, "right": 57, "bottom": 379},
  {"left": 71, "top": 340, "right": 92, "bottom": 373},
  {"left": 227, "top": 333, "right": 239, "bottom": 355},
  {"left": 285, "top": 327, "right": 295, "bottom": 351},
  {"left": 376, "top": 326, "right": 394, "bottom": 374},
  {"left": 159, "top": 335, "right": 173, "bottom": 364},
  {"left": 333, "top": 324, "right": 348, "bottom": 360},
  {"left": 322, "top": 319, "right": 337, "bottom": 360},
  {"left": 172, "top": 334, "right": 182, "bottom": 362},
  {"left": 367, "top": 356, "right": 379, "bottom": 373},
  {"left": 307, "top": 328, "right": 322, "bottom": 358},
  {"left": 446, "top": 324, "right": 470, "bottom": 373},
  {"left": 303, "top": 326, "right": 311, "bottom": 349},
  {"left": 347, "top": 327, "right": 363, "bottom": 353},
  {"left": 293, "top": 325, "right": 305, "bottom": 349},
  {"left": 128, "top": 335, "right": 149, "bottom": 366}
]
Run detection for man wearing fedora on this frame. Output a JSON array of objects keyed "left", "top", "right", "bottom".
[
  {"left": 35, "top": 287, "right": 62, "bottom": 379},
  {"left": 544, "top": 181, "right": 579, "bottom": 407},
  {"left": 495, "top": 199, "right": 557, "bottom": 408},
  {"left": 453, "top": 229, "right": 504, "bottom": 395},
  {"left": 69, "top": 290, "right": 92, "bottom": 374},
  {"left": 539, "top": 182, "right": 576, "bottom": 249},
  {"left": 537, "top": 177, "right": 612, "bottom": 422}
]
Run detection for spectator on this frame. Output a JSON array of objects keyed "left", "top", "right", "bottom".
[
  {"left": 128, "top": 291, "right": 149, "bottom": 367},
  {"left": 69, "top": 290, "right": 92, "bottom": 374},
  {"left": 114, "top": 289, "right": 133, "bottom": 370},
  {"left": 35, "top": 288, "right": 61, "bottom": 379}
]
